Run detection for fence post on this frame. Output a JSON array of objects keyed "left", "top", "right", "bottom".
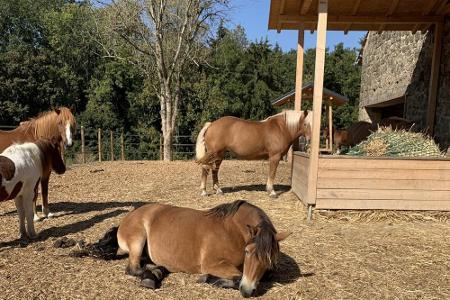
[
  {"left": 98, "top": 128, "right": 102, "bottom": 162},
  {"left": 120, "top": 128, "right": 125, "bottom": 160},
  {"left": 110, "top": 130, "right": 114, "bottom": 161},
  {"left": 81, "top": 126, "right": 85, "bottom": 164},
  {"left": 159, "top": 135, "right": 164, "bottom": 160}
]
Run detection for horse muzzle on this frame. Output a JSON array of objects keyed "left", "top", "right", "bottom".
[{"left": 239, "top": 276, "right": 257, "bottom": 298}]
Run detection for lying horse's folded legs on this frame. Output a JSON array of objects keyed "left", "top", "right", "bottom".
[
  {"left": 140, "top": 266, "right": 169, "bottom": 289},
  {"left": 197, "top": 274, "right": 240, "bottom": 289},
  {"left": 200, "top": 166, "right": 209, "bottom": 196}
]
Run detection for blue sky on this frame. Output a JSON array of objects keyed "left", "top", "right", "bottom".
[{"left": 228, "top": 0, "right": 366, "bottom": 51}]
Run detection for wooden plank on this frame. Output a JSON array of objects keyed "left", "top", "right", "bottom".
[
  {"left": 317, "top": 178, "right": 450, "bottom": 191},
  {"left": 292, "top": 158, "right": 309, "bottom": 204},
  {"left": 307, "top": 0, "right": 328, "bottom": 205},
  {"left": 294, "top": 28, "right": 305, "bottom": 111},
  {"left": 423, "top": 0, "right": 441, "bottom": 15},
  {"left": 316, "top": 199, "right": 450, "bottom": 210},
  {"left": 278, "top": 14, "right": 444, "bottom": 24},
  {"left": 300, "top": 0, "right": 313, "bottom": 15},
  {"left": 319, "top": 169, "right": 450, "bottom": 180},
  {"left": 436, "top": 0, "right": 449, "bottom": 14},
  {"left": 328, "top": 100, "right": 332, "bottom": 152},
  {"left": 317, "top": 189, "right": 450, "bottom": 201},
  {"left": 426, "top": 22, "right": 443, "bottom": 135},
  {"left": 351, "top": 0, "right": 361, "bottom": 15},
  {"left": 319, "top": 157, "right": 450, "bottom": 170}
]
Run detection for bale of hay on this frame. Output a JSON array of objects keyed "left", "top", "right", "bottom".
[{"left": 347, "top": 127, "right": 443, "bottom": 157}]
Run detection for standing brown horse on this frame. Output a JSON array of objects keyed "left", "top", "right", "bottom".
[
  {"left": 117, "top": 200, "right": 291, "bottom": 297},
  {"left": 195, "top": 110, "right": 312, "bottom": 197},
  {"left": 0, "top": 107, "right": 76, "bottom": 220}
]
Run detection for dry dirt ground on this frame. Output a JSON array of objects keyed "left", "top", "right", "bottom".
[{"left": 1, "top": 160, "right": 449, "bottom": 300}]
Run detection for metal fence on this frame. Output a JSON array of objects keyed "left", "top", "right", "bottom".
[{"left": 0, "top": 125, "right": 196, "bottom": 164}]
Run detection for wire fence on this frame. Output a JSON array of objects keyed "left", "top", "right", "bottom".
[{"left": 0, "top": 125, "right": 196, "bottom": 164}]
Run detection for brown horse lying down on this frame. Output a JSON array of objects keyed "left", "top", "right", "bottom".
[
  {"left": 117, "top": 200, "right": 291, "bottom": 297},
  {"left": 0, "top": 138, "right": 66, "bottom": 239},
  {"left": 196, "top": 110, "right": 312, "bottom": 197}
]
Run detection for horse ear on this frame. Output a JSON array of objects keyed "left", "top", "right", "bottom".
[
  {"left": 55, "top": 108, "right": 61, "bottom": 115},
  {"left": 275, "top": 231, "right": 292, "bottom": 242}
]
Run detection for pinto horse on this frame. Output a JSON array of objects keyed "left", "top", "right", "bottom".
[
  {"left": 0, "top": 107, "right": 75, "bottom": 220},
  {"left": 195, "top": 110, "right": 312, "bottom": 197},
  {"left": 117, "top": 200, "right": 290, "bottom": 297},
  {"left": 0, "top": 138, "right": 66, "bottom": 239}
]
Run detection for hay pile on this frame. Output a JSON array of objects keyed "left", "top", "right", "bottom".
[{"left": 347, "top": 127, "right": 443, "bottom": 157}]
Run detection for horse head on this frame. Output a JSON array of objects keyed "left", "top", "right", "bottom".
[
  {"left": 54, "top": 107, "right": 76, "bottom": 148},
  {"left": 240, "top": 223, "right": 291, "bottom": 298}
]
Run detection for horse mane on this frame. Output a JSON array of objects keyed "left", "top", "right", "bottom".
[
  {"left": 22, "top": 107, "right": 76, "bottom": 139},
  {"left": 206, "top": 200, "right": 279, "bottom": 267}
]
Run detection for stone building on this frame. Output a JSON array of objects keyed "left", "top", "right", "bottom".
[{"left": 359, "top": 21, "right": 450, "bottom": 149}]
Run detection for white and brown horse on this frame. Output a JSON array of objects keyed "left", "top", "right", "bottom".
[
  {"left": 195, "top": 110, "right": 312, "bottom": 197},
  {"left": 0, "top": 107, "right": 75, "bottom": 220},
  {"left": 0, "top": 138, "right": 66, "bottom": 239},
  {"left": 117, "top": 200, "right": 290, "bottom": 297}
]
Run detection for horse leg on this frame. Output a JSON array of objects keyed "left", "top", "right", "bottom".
[
  {"left": 212, "top": 158, "right": 223, "bottom": 195},
  {"left": 14, "top": 196, "right": 27, "bottom": 239},
  {"left": 41, "top": 174, "right": 53, "bottom": 219},
  {"left": 33, "top": 179, "right": 40, "bottom": 221},
  {"left": 199, "top": 261, "right": 242, "bottom": 289},
  {"left": 125, "top": 240, "right": 146, "bottom": 277},
  {"left": 200, "top": 166, "right": 209, "bottom": 196},
  {"left": 140, "top": 266, "right": 169, "bottom": 289},
  {"left": 266, "top": 154, "right": 281, "bottom": 198},
  {"left": 23, "top": 192, "right": 37, "bottom": 239}
]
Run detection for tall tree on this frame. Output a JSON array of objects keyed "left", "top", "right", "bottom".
[{"left": 93, "top": 0, "right": 228, "bottom": 160}]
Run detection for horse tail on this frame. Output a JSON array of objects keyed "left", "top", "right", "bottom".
[
  {"left": 69, "top": 226, "right": 123, "bottom": 260},
  {"left": 195, "top": 122, "right": 212, "bottom": 161}
]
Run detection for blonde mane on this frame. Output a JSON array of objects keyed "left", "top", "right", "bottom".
[{"left": 21, "top": 107, "right": 76, "bottom": 139}]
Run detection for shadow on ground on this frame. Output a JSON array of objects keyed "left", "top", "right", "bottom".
[
  {"left": 257, "top": 252, "right": 313, "bottom": 296},
  {"left": 0, "top": 200, "right": 148, "bottom": 250},
  {"left": 222, "top": 184, "right": 291, "bottom": 196}
]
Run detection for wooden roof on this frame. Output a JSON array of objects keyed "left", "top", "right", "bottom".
[
  {"left": 268, "top": 0, "right": 450, "bottom": 32},
  {"left": 272, "top": 82, "right": 349, "bottom": 107}
]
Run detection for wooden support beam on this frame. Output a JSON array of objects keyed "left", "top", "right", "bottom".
[
  {"left": 300, "top": 0, "right": 313, "bottom": 15},
  {"left": 307, "top": 0, "right": 328, "bottom": 205},
  {"left": 379, "top": 0, "right": 399, "bottom": 31},
  {"left": 344, "top": 23, "right": 352, "bottom": 34},
  {"left": 426, "top": 22, "right": 443, "bottom": 135},
  {"left": 277, "top": 0, "right": 286, "bottom": 32},
  {"left": 297, "top": 0, "right": 303, "bottom": 14},
  {"left": 351, "top": 0, "right": 361, "bottom": 15},
  {"left": 436, "top": 1, "right": 449, "bottom": 14},
  {"left": 412, "top": 23, "right": 421, "bottom": 34},
  {"left": 295, "top": 28, "right": 305, "bottom": 111},
  {"left": 328, "top": 99, "right": 333, "bottom": 152},
  {"left": 423, "top": 0, "right": 441, "bottom": 15},
  {"left": 278, "top": 14, "right": 444, "bottom": 24}
]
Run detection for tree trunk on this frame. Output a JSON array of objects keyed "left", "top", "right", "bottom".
[{"left": 163, "top": 130, "right": 173, "bottom": 161}]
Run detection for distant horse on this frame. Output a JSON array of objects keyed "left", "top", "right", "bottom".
[
  {"left": 195, "top": 110, "right": 312, "bottom": 197},
  {"left": 379, "top": 117, "right": 415, "bottom": 130},
  {"left": 0, "top": 107, "right": 76, "bottom": 220},
  {"left": 117, "top": 200, "right": 291, "bottom": 297},
  {"left": 0, "top": 138, "right": 66, "bottom": 239},
  {"left": 323, "top": 121, "right": 376, "bottom": 153}
]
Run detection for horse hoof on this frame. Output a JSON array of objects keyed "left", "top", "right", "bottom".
[
  {"left": 140, "top": 278, "right": 157, "bottom": 289},
  {"left": 201, "top": 191, "right": 208, "bottom": 197}
]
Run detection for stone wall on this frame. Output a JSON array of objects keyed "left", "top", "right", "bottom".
[{"left": 359, "top": 21, "right": 450, "bottom": 149}]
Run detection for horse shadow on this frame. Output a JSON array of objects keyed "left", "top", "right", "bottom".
[
  {"left": 221, "top": 184, "right": 291, "bottom": 196},
  {"left": 257, "top": 252, "right": 314, "bottom": 296},
  {"left": 0, "top": 200, "right": 148, "bottom": 251}
]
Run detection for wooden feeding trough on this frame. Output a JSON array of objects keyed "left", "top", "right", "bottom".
[
  {"left": 272, "top": 82, "right": 348, "bottom": 152},
  {"left": 268, "top": 0, "right": 450, "bottom": 218}
]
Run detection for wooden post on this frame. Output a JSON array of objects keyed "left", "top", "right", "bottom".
[
  {"left": 426, "top": 22, "right": 443, "bottom": 135},
  {"left": 307, "top": 0, "right": 328, "bottom": 207},
  {"left": 120, "top": 128, "right": 125, "bottom": 160},
  {"left": 109, "top": 130, "right": 114, "bottom": 161},
  {"left": 288, "top": 26, "right": 306, "bottom": 165},
  {"left": 81, "top": 126, "right": 85, "bottom": 164},
  {"left": 98, "top": 128, "right": 102, "bottom": 162},
  {"left": 328, "top": 99, "right": 333, "bottom": 152},
  {"left": 159, "top": 135, "right": 163, "bottom": 160}
]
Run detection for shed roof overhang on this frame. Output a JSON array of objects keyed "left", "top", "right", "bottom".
[{"left": 269, "top": 0, "right": 449, "bottom": 32}]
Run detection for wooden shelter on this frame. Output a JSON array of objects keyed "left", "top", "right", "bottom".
[
  {"left": 268, "top": 0, "right": 450, "bottom": 218},
  {"left": 272, "top": 82, "right": 348, "bottom": 152}
]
